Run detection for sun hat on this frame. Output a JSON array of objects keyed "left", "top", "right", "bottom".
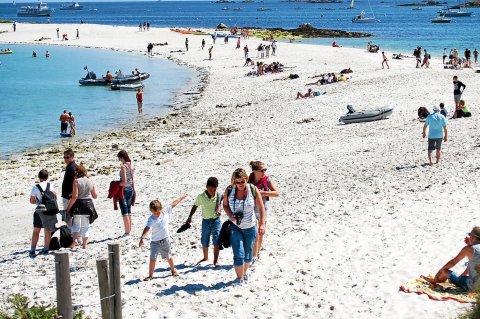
[{"left": 433, "top": 105, "right": 440, "bottom": 112}]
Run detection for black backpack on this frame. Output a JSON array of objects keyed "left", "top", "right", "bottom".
[
  {"left": 59, "top": 225, "right": 73, "bottom": 248},
  {"left": 36, "top": 183, "right": 59, "bottom": 216}
]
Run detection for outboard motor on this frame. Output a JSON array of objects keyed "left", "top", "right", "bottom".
[{"left": 347, "top": 105, "right": 356, "bottom": 114}]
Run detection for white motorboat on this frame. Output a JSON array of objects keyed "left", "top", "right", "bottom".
[
  {"left": 59, "top": 1, "right": 83, "bottom": 10},
  {"left": 111, "top": 83, "right": 145, "bottom": 91},
  {"left": 17, "top": 2, "right": 52, "bottom": 16},
  {"left": 431, "top": 15, "right": 451, "bottom": 23},
  {"left": 352, "top": 10, "right": 380, "bottom": 22}
]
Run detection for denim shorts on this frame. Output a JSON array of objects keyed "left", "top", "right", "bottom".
[
  {"left": 449, "top": 271, "right": 470, "bottom": 291},
  {"left": 150, "top": 238, "right": 171, "bottom": 260},
  {"left": 229, "top": 224, "right": 257, "bottom": 267},
  {"left": 201, "top": 217, "right": 221, "bottom": 248},
  {"left": 428, "top": 138, "right": 443, "bottom": 151},
  {"left": 119, "top": 187, "right": 134, "bottom": 216}
]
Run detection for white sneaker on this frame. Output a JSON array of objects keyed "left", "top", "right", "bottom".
[{"left": 120, "top": 233, "right": 130, "bottom": 238}]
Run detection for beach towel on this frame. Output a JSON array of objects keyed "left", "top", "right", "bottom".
[{"left": 400, "top": 277, "right": 477, "bottom": 303}]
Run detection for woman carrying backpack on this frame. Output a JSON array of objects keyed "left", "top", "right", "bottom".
[
  {"left": 66, "top": 165, "right": 98, "bottom": 250},
  {"left": 249, "top": 161, "right": 279, "bottom": 263},
  {"left": 223, "top": 168, "right": 266, "bottom": 284},
  {"left": 118, "top": 150, "right": 135, "bottom": 237}
]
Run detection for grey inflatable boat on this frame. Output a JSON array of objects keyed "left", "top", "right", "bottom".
[{"left": 339, "top": 105, "right": 394, "bottom": 124}]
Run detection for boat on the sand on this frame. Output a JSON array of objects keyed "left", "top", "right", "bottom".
[{"left": 339, "top": 105, "right": 394, "bottom": 124}]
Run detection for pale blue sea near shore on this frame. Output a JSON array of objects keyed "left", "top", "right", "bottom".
[{"left": 0, "top": 44, "right": 193, "bottom": 158}]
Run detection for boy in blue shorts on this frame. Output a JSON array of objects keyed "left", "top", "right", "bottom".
[
  {"left": 139, "top": 194, "right": 188, "bottom": 281},
  {"left": 185, "top": 177, "right": 222, "bottom": 266}
]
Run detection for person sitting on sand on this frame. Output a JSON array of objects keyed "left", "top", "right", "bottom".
[
  {"left": 296, "top": 89, "right": 313, "bottom": 99},
  {"left": 332, "top": 41, "right": 341, "bottom": 48},
  {"left": 340, "top": 68, "right": 352, "bottom": 74},
  {"left": 452, "top": 99, "right": 471, "bottom": 119},
  {"left": 139, "top": 195, "right": 188, "bottom": 281},
  {"left": 185, "top": 177, "right": 222, "bottom": 266},
  {"left": 440, "top": 103, "right": 448, "bottom": 117},
  {"left": 421, "top": 227, "right": 480, "bottom": 292},
  {"left": 417, "top": 106, "right": 430, "bottom": 122}
]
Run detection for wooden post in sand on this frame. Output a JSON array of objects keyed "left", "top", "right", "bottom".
[
  {"left": 96, "top": 258, "right": 112, "bottom": 319},
  {"left": 55, "top": 251, "right": 73, "bottom": 319},
  {"left": 108, "top": 243, "right": 122, "bottom": 319}
]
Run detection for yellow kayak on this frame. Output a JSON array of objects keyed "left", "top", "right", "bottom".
[{"left": 0, "top": 50, "right": 13, "bottom": 54}]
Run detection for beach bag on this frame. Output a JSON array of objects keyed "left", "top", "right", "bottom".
[
  {"left": 36, "top": 183, "right": 59, "bottom": 216},
  {"left": 59, "top": 225, "right": 74, "bottom": 248},
  {"left": 49, "top": 236, "right": 61, "bottom": 251},
  {"left": 313, "top": 91, "right": 321, "bottom": 97}
]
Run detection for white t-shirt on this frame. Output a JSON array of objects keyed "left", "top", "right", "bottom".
[
  {"left": 146, "top": 205, "right": 173, "bottom": 241},
  {"left": 31, "top": 181, "right": 56, "bottom": 205}
]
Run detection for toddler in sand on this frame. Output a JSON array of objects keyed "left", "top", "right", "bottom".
[{"left": 139, "top": 194, "right": 188, "bottom": 281}]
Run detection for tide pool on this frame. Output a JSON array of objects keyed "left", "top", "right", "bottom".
[{"left": 0, "top": 44, "right": 194, "bottom": 159}]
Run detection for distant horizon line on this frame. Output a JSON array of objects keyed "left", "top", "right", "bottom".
[{"left": 1, "top": 0, "right": 220, "bottom": 3}]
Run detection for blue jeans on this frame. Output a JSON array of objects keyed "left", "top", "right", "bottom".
[
  {"left": 201, "top": 217, "right": 221, "bottom": 248},
  {"left": 229, "top": 224, "right": 257, "bottom": 267},
  {"left": 449, "top": 271, "right": 470, "bottom": 291},
  {"left": 119, "top": 187, "right": 134, "bottom": 216}
]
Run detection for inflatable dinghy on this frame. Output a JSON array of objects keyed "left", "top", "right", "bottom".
[{"left": 339, "top": 105, "right": 394, "bottom": 124}]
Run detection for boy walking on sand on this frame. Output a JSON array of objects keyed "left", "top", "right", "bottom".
[
  {"left": 139, "top": 194, "right": 188, "bottom": 281},
  {"left": 185, "top": 177, "right": 222, "bottom": 266}
]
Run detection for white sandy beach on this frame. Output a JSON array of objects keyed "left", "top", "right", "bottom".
[{"left": 1, "top": 23, "right": 480, "bottom": 318}]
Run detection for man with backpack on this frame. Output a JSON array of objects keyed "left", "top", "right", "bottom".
[
  {"left": 29, "top": 169, "right": 59, "bottom": 256},
  {"left": 62, "top": 149, "right": 78, "bottom": 227}
]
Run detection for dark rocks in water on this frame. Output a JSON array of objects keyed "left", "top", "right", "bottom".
[
  {"left": 217, "top": 23, "right": 228, "bottom": 29},
  {"left": 397, "top": 1, "right": 445, "bottom": 6},
  {"left": 247, "top": 23, "right": 374, "bottom": 38}
]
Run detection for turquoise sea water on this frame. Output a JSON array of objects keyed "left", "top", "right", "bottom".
[{"left": 0, "top": 44, "right": 193, "bottom": 159}]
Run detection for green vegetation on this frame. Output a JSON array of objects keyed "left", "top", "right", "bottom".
[
  {"left": 458, "top": 294, "right": 480, "bottom": 319},
  {"left": 0, "top": 294, "right": 90, "bottom": 319},
  {"left": 0, "top": 20, "right": 13, "bottom": 24}
]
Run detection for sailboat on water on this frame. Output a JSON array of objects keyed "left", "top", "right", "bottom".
[
  {"left": 352, "top": 0, "right": 379, "bottom": 22},
  {"left": 347, "top": 0, "right": 354, "bottom": 9}
]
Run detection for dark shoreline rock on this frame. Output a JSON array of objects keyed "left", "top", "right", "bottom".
[
  {"left": 246, "top": 23, "right": 374, "bottom": 39},
  {"left": 397, "top": 1, "right": 446, "bottom": 6}
]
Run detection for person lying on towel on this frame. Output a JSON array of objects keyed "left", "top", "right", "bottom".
[{"left": 421, "top": 227, "right": 480, "bottom": 291}]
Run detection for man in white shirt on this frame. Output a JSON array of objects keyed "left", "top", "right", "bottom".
[{"left": 29, "top": 169, "right": 58, "bottom": 256}]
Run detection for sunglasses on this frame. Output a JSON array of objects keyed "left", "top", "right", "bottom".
[{"left": 235, "top": 181, "right": 246, "bottom": 185}]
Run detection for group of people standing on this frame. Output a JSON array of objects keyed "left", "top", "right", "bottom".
[
  {"left": 420, "top": 75, "right": 468, "bottom": 166},
  {"left": 29, "top": 148, "right": 279, "bottom": 284},
  {"left": 59, "top": 110, "right": 76, "bottom": 136}
]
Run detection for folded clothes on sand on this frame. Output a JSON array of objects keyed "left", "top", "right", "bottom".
[{"left": 400, "top": 277, "right": 477, "bottom": 303}]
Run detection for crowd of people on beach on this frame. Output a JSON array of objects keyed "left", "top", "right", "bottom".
[
  {"left": 139, "top": 22, "right": 151, "bottom": 32},
  {"left": 442, "top": 47, "right": 478, "bottom": 69},
  {"left": 29, "top": 147, "right": 279, "bottom": 285}
]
